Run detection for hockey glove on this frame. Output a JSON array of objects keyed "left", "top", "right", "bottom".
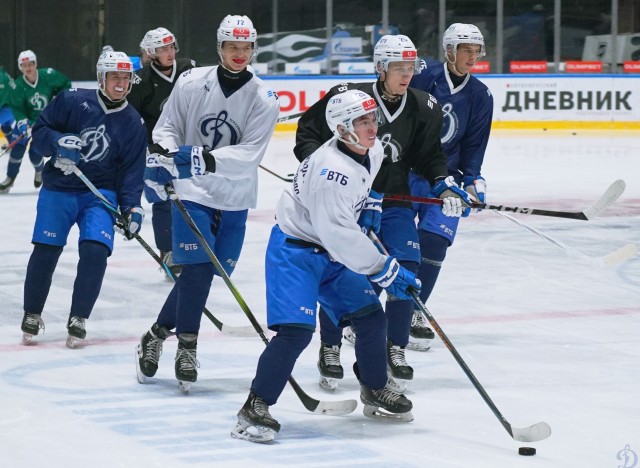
[
  {"left": 54, "top": 134, "right": 83, "bottom": 175},
  {"left": 463, "top": 175, "right": 486, "bottom": 213},
  {"left": 432, "top": 176, "right": 472, "bottom": 218},
  {"left": 357, "top": 190, "right": 383, "bottom": 234},
  {"left": 144, "top": 167, "right": 173, "bottom": 203},
  {"left": 159, "top": 146, "right": 216, "bottom": 179},
  {"left": 370, "top": 257, "right": 421, "bottom": 301},
  {"left": 115, "top": 206, "right": 145, "bottom": 240},
  {"left": 11, "top": 119, "right": 30, "bottom": 146}
]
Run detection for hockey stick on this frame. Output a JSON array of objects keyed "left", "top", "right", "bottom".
[
  {"left": 369, "top": 231, "right": 552, "bottom": 442},
  {"left": 70, "top": 167, "right": 258, "bottom": 337},
  {"left": 0, "top": 134, "right": 28, "bottom": 159},
  {"left": 494, "top": 211, "right": 637, "bottom": 267},
  {"left": 277, "top": 111, "right": 304, "bottom": 123},
  {"left": 167, "top": 183, "right": 358, "bottom": 416},
  {"left": 385, "top": 179, "right": 626, "bottom": 221},
  {"left": 259, "top": 164, "right": 294, "bottom": 182}
]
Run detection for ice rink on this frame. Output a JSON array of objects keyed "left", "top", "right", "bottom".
[{"left": 1, "top": 130, "right": 638, "bottom": 467}]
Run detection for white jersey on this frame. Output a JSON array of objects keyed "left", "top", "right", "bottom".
[
  {"left": 277, "top": 138, "right": 388, "bottom": 276},
  {"left": 152, "top": 66, "right": 280, "bottom": 210}
]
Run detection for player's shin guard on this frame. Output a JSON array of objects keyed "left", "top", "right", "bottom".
[{"left": 251, "top": 325, "right": 313, "bottom": 406}]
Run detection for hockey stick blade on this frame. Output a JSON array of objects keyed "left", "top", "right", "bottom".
[
  {"left": 582, "top": 179, "right": 625, "bottom": 220},
  {"left": 511, "top": 421, "right": 552, "bottom": 442},
  {"left": 494, "top": 211, "right": 637, "bottom": 267},
  {"left": 288, "top": 378, "right": 358, "bottom": 416}
]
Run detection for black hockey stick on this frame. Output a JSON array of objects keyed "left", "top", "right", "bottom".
[
  {"left": 167, "top": 183, "right": 358, "bottom": 416},
  {"left": 277, "top": 111, "right": 304, "bottom": 123},
  {"left": 369, "top": 231, "right": 552, "bottom": 442},
  {"left": 385, "top": 179, "right": 625, "bottom": 221},
  {"left": 259, "top": 164, "right": 294, "bottom": 182},
  {"left": 71, "top": 167, "right": 259, "bottom": 337}
]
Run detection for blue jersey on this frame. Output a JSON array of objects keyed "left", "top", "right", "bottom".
[
  {"left": 410, "top": 60, "right": 493, "bottom": 181},
  {"left": 32, "top": 88, "right": 147, "bottom": 212}
]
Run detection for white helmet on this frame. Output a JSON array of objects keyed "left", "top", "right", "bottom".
[
  {"left": 373, "top": 35, "right": 419, "bottom": 74},
  {"left": 96, "top": 51, "right": 134, "bottom": 98},
  {"left": 144, "top": 27, "right": 179, "bottom": 56},
  {"left": 326, "top": 89, "right": 382, "bottom": 148},
  {"left": 442, "top": 23, "right": 486, "bottom": 57},
  {"left": 217, "top": 15, "right": 257, "bottom": 44},
  {"left": 18, "top": 50, "right": 37, "bottom": 68}
]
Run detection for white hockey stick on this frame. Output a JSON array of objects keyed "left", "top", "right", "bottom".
[{"left": 494, "top": 211, "right": 638, "bottom": 267}]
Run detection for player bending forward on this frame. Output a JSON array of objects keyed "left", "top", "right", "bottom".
[{"left": 231, "top": 90, "right": 421, "bottom": 444}]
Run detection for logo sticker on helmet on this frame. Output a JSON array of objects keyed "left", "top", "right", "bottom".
[
  {"left": 233, "top": 28, "right": 251, "bottom": 38},
  {"left": 402, "top": 50, "right": 417, "bottom": 60},
  {"left": 362, "top": 99, "right": 377, "bottom": 111},
  {"left": 162, "top": 35, "right": 174, "bottom": 44},
  {"left": 117, "top": 62, "right": 131, "bottom": 70}
]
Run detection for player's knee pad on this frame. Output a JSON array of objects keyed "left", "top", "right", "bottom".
[
  {"left": 78, "top": 240, "right": 109, "bottom": 266},
  {"left": 1, "top": 120, "right": 14, "bottom": 136},
  {"left": 179, "top": 262, "right": 215, "bottom": 286},
  {"left": 351, "top": 307, "right": 386, "bottom": 343},
  {"left": 272, "top": 325, "right": 313, "bottom": 355},
  {"left": 418, "top": 230, "right": 450, "bottom": 266},
  {"left": 32, "top": 242, "right": 64, "bottom": 264}
]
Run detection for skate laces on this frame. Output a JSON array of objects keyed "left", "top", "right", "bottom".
[
  {"left": 68, "top": 316, "right": 85, "bottom": 332},
  {"left": 252, "top": 396, "right": 272, "bottom": 419},
  {"left": 176, "top": 347, "right": 200, "bottom": 371},
  {"left": 24, "top": 314, "right": 45, "bottom": 332},
  {"left": 389, "top": 345, "right": 409, "bottom": 367},
  {"left": 374, "top": 384, "right": 404, "bottom": 405},
  {"left": 322, "top": 345, "right": 341, "bottom": 367},
  {"left": 411, "top": 311, "right": 428, "bottom": 329},
  {"left": 143, "top": 333, "right": 164, "bottom": 364}
]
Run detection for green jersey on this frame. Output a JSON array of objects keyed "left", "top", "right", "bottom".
[
  {"left": 0, "top": 67, "right": 15, "bottom": 108},
  {"left": 10, "top": 67, "right": 71, "bottom": 124}
]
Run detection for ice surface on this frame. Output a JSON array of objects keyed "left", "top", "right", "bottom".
[{"left": 0, "top": 130, "right": 638, "bottom": 467}]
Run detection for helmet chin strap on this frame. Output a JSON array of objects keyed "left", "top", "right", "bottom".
[{"left": 338, "top": 131, "right": 367, "bottom": 150}]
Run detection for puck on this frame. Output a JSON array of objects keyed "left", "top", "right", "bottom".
[{"left": 519, "top": 447, "right": 536, "bottom": 456}]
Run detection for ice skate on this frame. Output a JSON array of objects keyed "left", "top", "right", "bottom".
[
  {"left": 34, "top": 170, "right": 43, "bottom": 189},
  {"left": 407, "top": 310, "right": 434, "bottom": 352},
  {"left": 175, "top": 333, "right": 199, "bottom": 393},
  {"left": 161, "top": 251, "right": 182, "bottom": 281},
  {"left": 360, "top": 380, "right": 414, "bottom": 422},
  {"left": 0, "top": 176, "right": 15, "bottom": 194},
  {"left": 231, "top": 391, "right": 280, "bottom": 443},
  {"left": 66, "top": 316, "right": 86, "bottom": 348},
  {"left": 317, "top": 342, "right": 344, "bottom": 392},
  {"left": 342, "top": 325, "right": 356, "bottom": 346},
  {"left": 386, "top": 340, "right": 413, "bottom": 392},
  {"left": 136, "top": 322, "right": 172, "bottom": 383},
  {"left": 21, "top": 312, "right": 44, "bottom": 344}
]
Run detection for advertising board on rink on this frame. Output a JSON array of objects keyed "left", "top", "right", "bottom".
[{"left": 74, "top": 74, "right": 640, "bottom": 131}]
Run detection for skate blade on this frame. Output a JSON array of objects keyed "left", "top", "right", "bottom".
[
  {"left": 386, "top": 376, "right": 408, "bottom": 393},
  {"left": 22, "top": 332, "right": 36, "bottom": 345},
  {"left": 406, "top": 338, "right": 431, "bottom": 352},
  {"left": 66, "top": 335, "right": 83, "bottom": 349},
  {"left": 363, "top": 404, "right": 414, "bottom": 423},
  {"left": 178, "top": 380, "right": 193, "bottom": 394},
  {"left": 319, "top": 376, "right": 339, "bottom": 392},
  {"left": 135, "top": 346, "right": 150, "bottom": 384},
  {"left": 230, "top": 421, "right": 277, "bottom": 443},
  {"left": 342, "top": 330, "right": 356, "bottom": 346}
]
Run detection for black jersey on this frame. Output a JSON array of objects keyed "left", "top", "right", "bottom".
[
  {"left": 128, "top": 57, "right": 196, "bottom": 143},
  {"left": 294, "top": 81, "right": 448, "bottom": 207}
]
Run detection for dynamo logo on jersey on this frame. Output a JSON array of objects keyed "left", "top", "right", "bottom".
[
  {"left": 199, "top": 110, "right": 240, "bottom": 150},
  {"left": 440, "top": 103, "right": 459, "bottom": 144},
  {"left": 80, "top": 124, "right": 111, "bottom": 163},
  {"left": 29, "top": 92, "right": 48, "bottom": 111}
]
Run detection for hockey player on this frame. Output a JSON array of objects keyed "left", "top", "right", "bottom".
[
  {"left": 232, "top": 90, "right": 419, "bottom": 444},
  {"left": 128, "top": 27, "right": 196, "bottom": 279},
  {"left": 136, "top": 15, "right": 279, "bottom": 392},
  {"left": 0, "top": 50, "right": 71, "bottom": 193},
  {"left": 407, "top": 24, "right": 493, "bottom": 350},
  {"left": 19, "top": 51, "right": 147, "bottom": 347},
  {"left": 0, "top": 66, "right": 16, "bottom": 150},
  {"left": 294, "top": 34, "right": 472, "bottom": 392}
]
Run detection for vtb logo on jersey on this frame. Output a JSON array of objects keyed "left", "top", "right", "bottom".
[{"left": 199, "top": 111, "right": 240, "bottom": 150}]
